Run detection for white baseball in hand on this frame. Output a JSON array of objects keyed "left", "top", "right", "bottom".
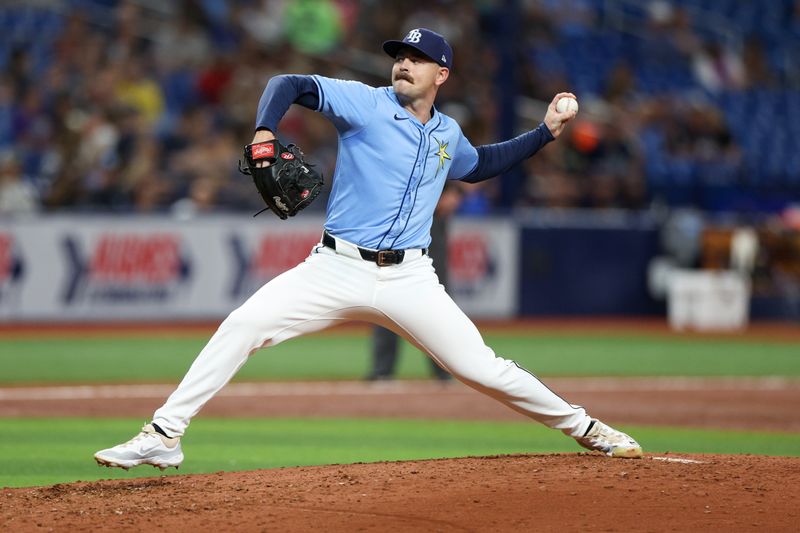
[{"left": 556, "top": 97, "right": 579, "bottom": 114}]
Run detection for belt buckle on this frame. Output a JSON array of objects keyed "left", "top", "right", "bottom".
[{"left": 376, "top": 250, "right": 394, "bottom": 267}]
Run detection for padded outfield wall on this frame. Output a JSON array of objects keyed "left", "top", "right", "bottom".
[{"left": 5, "top": 212, "right": 795, "bottom": 323}]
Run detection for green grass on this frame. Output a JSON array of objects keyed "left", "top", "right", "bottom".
[
  {"left": 1, "top": 417, "right": 798, "bottom": 488},
  {"left": 0, "top": 333, "right": 798, "bottom": 384}
]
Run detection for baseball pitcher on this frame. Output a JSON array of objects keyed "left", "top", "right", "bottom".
[{"left": 95, "top": 28, "right": 642, "bottom": 470}]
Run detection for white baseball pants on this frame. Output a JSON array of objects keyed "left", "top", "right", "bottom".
[{"left": 153, "top": 234, "right": 591, "bottom": 438}]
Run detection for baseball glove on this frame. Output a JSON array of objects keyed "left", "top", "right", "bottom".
[{"left": 239, "top": 139, "right": 323, "bottom": 219}]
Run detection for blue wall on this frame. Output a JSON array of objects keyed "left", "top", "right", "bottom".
[{"left": 517, "top": 218, "right": 663, "bottom": 316}]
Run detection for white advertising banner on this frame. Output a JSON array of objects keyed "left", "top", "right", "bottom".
[{"left": 0, "top": 215, "right": 517, "bottom": 321}]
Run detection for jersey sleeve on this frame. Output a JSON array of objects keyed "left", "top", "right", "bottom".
[
  {"left": 459, "top": 123, "right": 555, "bottom": 183},
  {"left": 311, "top": 76, "right": 378, "bottom": 136},
  {"left": 447, "top": 127, "right": 479, "bottom": 180}
]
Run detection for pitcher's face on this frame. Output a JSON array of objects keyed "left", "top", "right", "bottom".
[{"left": 391, "top": 47, "right": 449, "bottom": 102}]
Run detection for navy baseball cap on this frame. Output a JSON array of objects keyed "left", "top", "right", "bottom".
[{"left": 383, "top": 28, "right": 453, "bottom": 69}]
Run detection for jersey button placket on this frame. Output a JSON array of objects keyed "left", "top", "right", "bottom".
[
  {"left": 386, "top": 126, "right": 425, "bottom": 243},
  {"left": 390, "top": 178, "right": 416, "bottom": 240},
  {"left": 392, "top": 136, "right": 427, "bottom": 241}
]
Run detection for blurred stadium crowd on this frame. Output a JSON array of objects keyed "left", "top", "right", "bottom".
[{"left": 0, "top": 0, "right": 799, "bottom": 217}]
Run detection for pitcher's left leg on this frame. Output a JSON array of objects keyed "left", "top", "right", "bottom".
[{"left": 375, "top": 260, "right": 591, "bottom": 438}]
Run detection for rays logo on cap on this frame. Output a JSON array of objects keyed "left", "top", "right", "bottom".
[
  {"left": 405, "top": 29, "right": 422, "bottom": 43},
  {"left": 384, "top": 28, "right": 453, "bottom": 69}
]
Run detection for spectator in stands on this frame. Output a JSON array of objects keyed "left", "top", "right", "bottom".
[
  {"left": 692, "top": 40, "right": 746, "bottom": 93},
  {"left": 119, "top": 133, "right": 164, "bottom": 201},
  {"left": 171, "top": 174, "right": 220, "bottom": 220},
  {"left": 741, "top": 36, "right": 778, "bottom": 89},
  {"left": 523, "top": 148, "right": 582, "bottom": 208},
  {"left": 685, "top": 107, "right": 741, "bottom": 165},
  {"left": 114, "top": 56, "right": 165, "bottom": 128},
  {"left": 603, "top": 62, "right": 638, "bottom": 107},
  {"left": 196, "top": 52, "right": 236, "bottom": 106},
  {"left": 131, "top": 171, "right": 171, "bottom": 213},
  {"left": 284, "top": 0, "right": 343, "bottom": 55},
  {"left": 642, "top": 1, "right": 696, "bottom": 66},
  {"left": 0, "top": 150, "right": 38, "bottom": 215},
  {"left": 153, "top": 8, "right": 212, "bottom": 70},
  {"left": 236, "top": 0, "right": 286, "bottom": 46}
]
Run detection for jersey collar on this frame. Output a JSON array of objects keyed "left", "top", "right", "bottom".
[{"left": 387, "top": 88, "right": 439, "bottom": 128}]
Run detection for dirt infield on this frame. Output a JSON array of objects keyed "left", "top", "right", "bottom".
[
  {"left": 2, "top": 377, "right": 799, "bottom": 531},
  {"left": 3, "top": 453, "right": 799, "bottom": 532}
]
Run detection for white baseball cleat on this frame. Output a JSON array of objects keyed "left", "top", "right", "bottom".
[
  {"left": 94, "top": 424, "right": 183, "bottom": 470},
  {"left": 574, "top": 419, "right": 643, "bottom": 458}
]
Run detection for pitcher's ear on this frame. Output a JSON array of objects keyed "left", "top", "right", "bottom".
[{"left": 436, "top": 67, "right": 450, "bottom": 86}]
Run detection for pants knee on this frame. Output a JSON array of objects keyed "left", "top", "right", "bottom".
[
  {"left": 219, "top": 308, "right": 269, "bottom": 345},
  {"left": 446, "top": 354, "right": 515, "bottom": 388}
]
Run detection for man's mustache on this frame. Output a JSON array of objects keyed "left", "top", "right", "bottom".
[{"left": 395, "top": 72, "right": 414, "bottom": 83}]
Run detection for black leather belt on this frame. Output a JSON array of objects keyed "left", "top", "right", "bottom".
[{"left": 322, "top": 231, "right": 426, "bottom": 267}]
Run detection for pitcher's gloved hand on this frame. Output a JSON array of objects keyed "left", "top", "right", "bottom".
[{"left": 239, "top": 140, "right": 323, "bottom": 219}]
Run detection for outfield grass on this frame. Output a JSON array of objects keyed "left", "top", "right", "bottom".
[
  {"left": 2, "top": 331, "right": 797, "bottom": 489},
  {"left": 1, "top": 333, "right": 799, "bottom": 384},
  {"left": 1, "top": 417, "right": 798, "bottom": 488}
]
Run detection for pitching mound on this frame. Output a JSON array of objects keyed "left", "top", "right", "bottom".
[{"left": 3, "top": 453, "right": 798, "bottom": 532}]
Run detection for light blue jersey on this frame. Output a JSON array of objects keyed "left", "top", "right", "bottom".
[{"left": 311, "top": 76, "right": 478, "bottom": 250}]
